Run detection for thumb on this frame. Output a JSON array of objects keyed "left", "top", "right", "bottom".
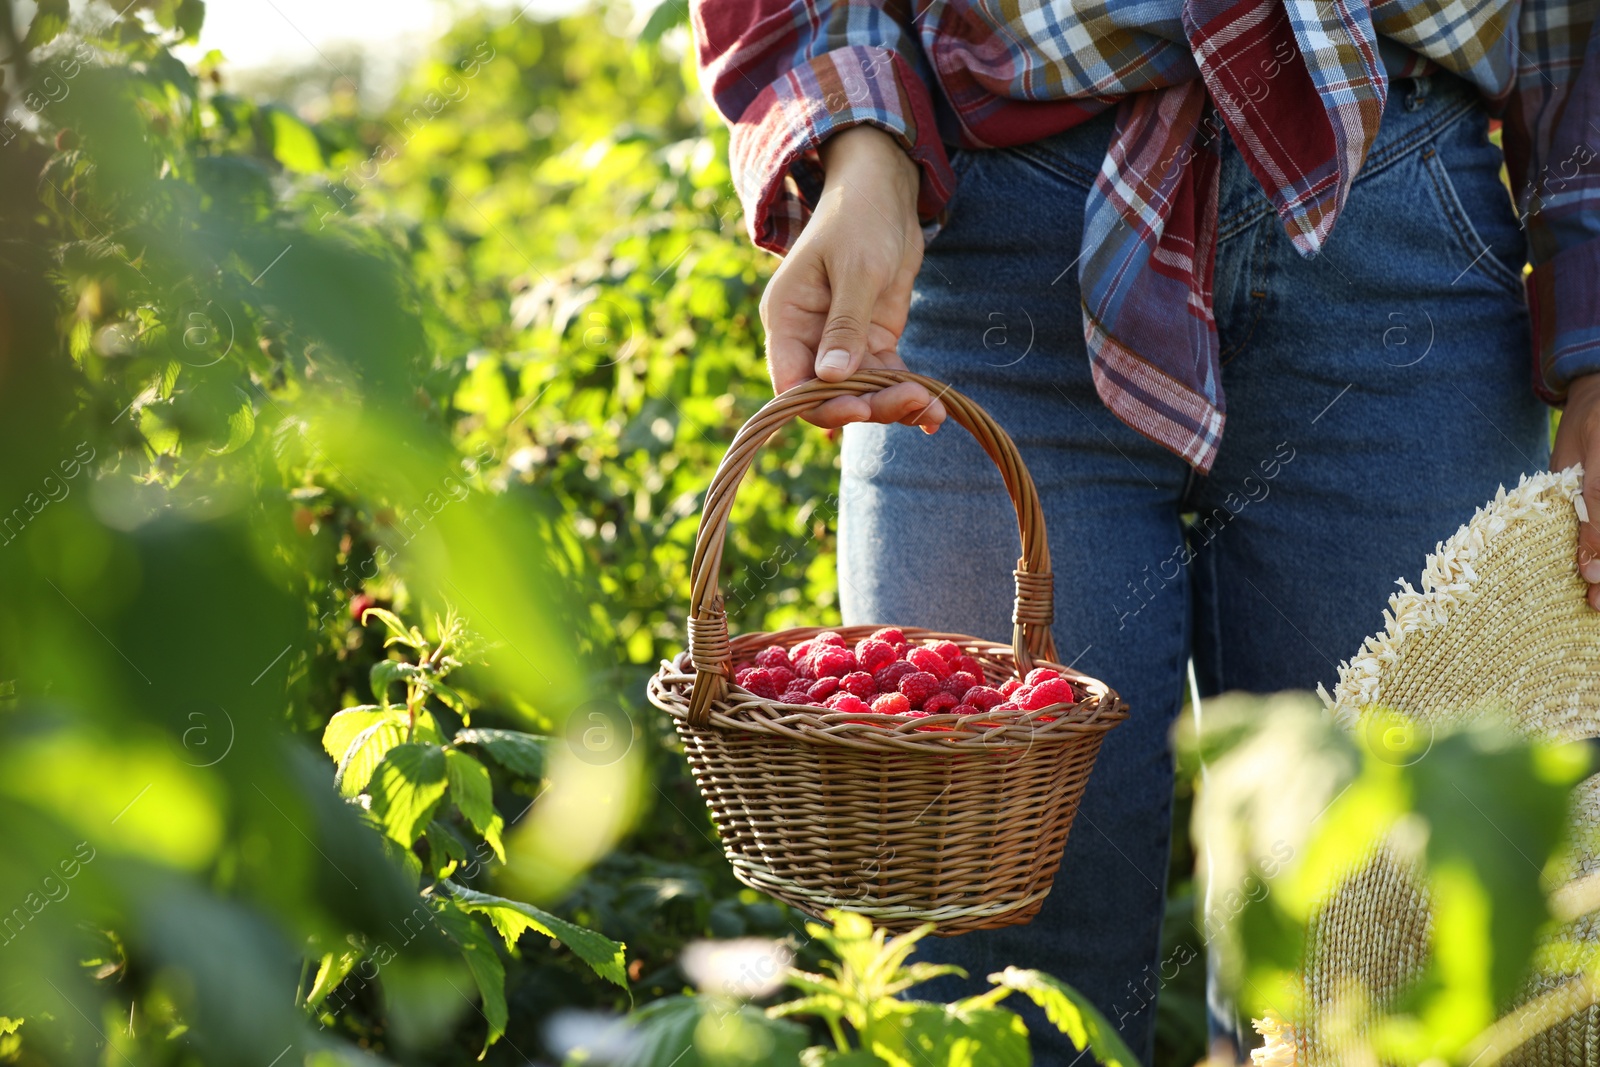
[{"left": 814, "top": 265, "right": 880, "bottom": 382}]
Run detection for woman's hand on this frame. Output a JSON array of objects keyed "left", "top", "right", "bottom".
[
  {"left": 759, "top": 125, "right": 946, "bottom": 432},
  {"left": 1551, "top": 373, "right": 1600, "bottom": 610}
]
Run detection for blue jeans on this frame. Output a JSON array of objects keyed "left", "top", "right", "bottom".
[{"left": 837, "top": 71, "right": 1547, "bottom": 1065}]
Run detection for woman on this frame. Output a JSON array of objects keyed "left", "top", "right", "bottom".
[{"left": 691, "top": 0, "right": 1600, "bottom": 1061}]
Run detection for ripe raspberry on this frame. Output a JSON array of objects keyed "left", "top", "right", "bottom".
[
  {"left": 873, "top": 660, "right": 915, "bottom": 693},
  {"left": 854, "top": 638, "right": 897, "bottom": 675},
  {"left": 1011, "top": 686, "right": 1034, "bottom": 708},
  {"left": 1022, "top": 678, "right": 1076, "bottom": 710},
  {"left": 781, "top": 686, "right": 812, "bottom": 705},
  {"left": 871, "top": 692, "right": 911, "bottom": 716},
  {"left": 789, "top": 640, "right": 817, "bottom": 674},
  {"left": 754, "top": 646, "right": 792, "bottom": 670},
  {"left": 943, "top": 671, "right": 981, "bottom": 700},
  {"left": 807, "top": 677, "right": 841, "bottom": 701},
  {"left": 824, "top": 692, "right": 870, "bottom": 715},
  {"left": 923, "top": 692, "right": 958, "bottom": 715},
  {"left": 768, "top": 666, "right": 797, "bottom": 689},
  {"left": 840, "top": 671, "right": 876, "bottom": 699},
  {"left": 906, "top": 646, "right": 951, "bottom": 680},
  {"left": 951, "top": 703, "right": 980, "bottom": 717},
  {"left": 929, "top": 640, "right": 963, "bottom": 663},
  {"left": 993, "top": 702, "right": 1020, "bottom": 712},
  {"left": 735, "top": 668, "right": 781, "bottom": 699},
  {"left": 812, "top": 645, "right": 857, "bottom": 678},
  {"left": 1025, "top": 667, "right": 1062, "bottom": 687},
  {"left": 869, "top": 627, "right": 906, "bottom": 646},
  {"left": 814, "top": 631, "right": 847, "bottom": 648},
  {"left": 898, "top": 671, "right": 941, "bottom": 709},
  {"left": 953, "top": 654, "right": 984, "bottom": 678},
  {"left": 999, "top": 678, "right": 1023, "bottom": 697},
  {"left": 964, "top": 685, "right": 1005, "bottom": 711}
]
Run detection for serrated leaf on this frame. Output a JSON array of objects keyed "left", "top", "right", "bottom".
[
  {"left": 453, "top": 728, "right": 551, "bottom": 778},
  {"left": 336, "top": 719, "right": 405, "bottom": 797},
  {"left": 444, "top": 749, "right": 504, "bottom": 862},
  {"left": 368, "top": 743, "right": 447, "bottom": 844},
  {"left": 361, "top": 607, "right": 421, "bottom": 647},
  {"left": 986, "top": 967, "right": 1138, "bottom": 1067},
  {"left": 370, "top": 659, "right": 417, "bottom": 705},
  {"left": 877, "top": 1002, "right": 1029, "bottom": 1067},
  {"left": 444, "top": 880, "right": 626, "bottom": 988},
  {"left": 306, "top": 946, "right": 363, "bottom": 1007},
  {"left": 322, "top": 705, "right": 391, "bottom": 761},
  {"left": 430, "top": 900, "right": 507, "bottom": 1057}
]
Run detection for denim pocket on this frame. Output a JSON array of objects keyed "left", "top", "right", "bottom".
[{"left": 1419, "top": 112, "right": 1528, "bottom": 298}]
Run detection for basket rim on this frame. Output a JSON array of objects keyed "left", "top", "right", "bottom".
[{"left": 649, "top": 624, "right": 1128, "bottom": 752}]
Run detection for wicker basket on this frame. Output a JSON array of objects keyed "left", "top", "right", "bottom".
[
  {"left": 1253, "top": 467, "right": 1600, "bottom": 1066},
  {"left": 647, "top": 369, "right": 1128, "bottom": 934}
]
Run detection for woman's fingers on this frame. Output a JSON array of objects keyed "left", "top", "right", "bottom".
[{"left": 1551, "top": 374, "right": 1600, "bottom": 610}]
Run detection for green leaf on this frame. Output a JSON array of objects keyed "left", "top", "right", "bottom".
[
  {"left": 637, "top": 0, "right": 688, "bottom": 43},
  {"left": 267, "top": 106, "right": 323, "bottom": 173},
  {"left": 986, "top": 967, "right": 1139, "bottom": 1067},
  {"left": 370, "top": 659, "right": 416, "bottom": 706},
  {"left": 362, "top": 607, "right": 422, "bottom": 648},
  {"left": 618, "top": 996, "right": 809, "bottom": 1067},
  {"left": 336, "top": 719, "right": 406, "bottom": 797},
  {"left": 444, "top": 749, "right": 504, "bottom": 862},
  {"left": 322, "top": 705, "right": 390, "bottom": 761},
  {"left": 453, "top": 728, "right": 551, "bottom": 778},
  {"left": 873, "top": 1002, "right": 1029, "bottom": 1067},
  {"left": 367, "top": 743, "right": 448, "bottom": 844},
  {"left": 306, "top": 946, "right": 363, "bottom": 1008},
  {"left": 429, "top": 901, "right": 507, "bottom": 1057},
  {"left": 444, "top": 880, "right": 627, "bottom": 988},
  {"left": 22, "top": 0, "right": 68, "bottom": 49}
]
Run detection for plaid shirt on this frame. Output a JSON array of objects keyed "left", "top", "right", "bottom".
[{"left": 693, "top": 0, "right": 1600, "bottom": 472}]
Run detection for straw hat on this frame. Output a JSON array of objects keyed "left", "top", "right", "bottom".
[{"left": 1252, "top": 467, "right": 1600, "bottom": 1066}]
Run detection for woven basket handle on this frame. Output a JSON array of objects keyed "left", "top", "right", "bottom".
[{"left": 685, "top": 369, "right": 1058, "bottom": 725}]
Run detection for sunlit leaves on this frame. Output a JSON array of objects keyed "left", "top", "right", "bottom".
[
  {"left": 453, "top": 727, "right": 552, "bottom": 777},
  {"left": 446, "top": 881, "right": 628, "bottom": 988},
  {"left": 982, "top": 968, "right": 1137, "bottom": 1067},
  {"left": 368, "top": 743, "right": 448, "bottom": 844}
]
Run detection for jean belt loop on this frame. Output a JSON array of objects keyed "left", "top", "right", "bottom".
[{"left": 1404, "top": 73, "right": 1431, "bottom": 112}]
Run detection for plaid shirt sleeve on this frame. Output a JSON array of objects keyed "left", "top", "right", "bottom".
[
  {"left": 690, "top": 0, "right": 957, "bottom": 256},
  {"left": 1503, "top": 1, "right": 1600, "bottom": 402}
]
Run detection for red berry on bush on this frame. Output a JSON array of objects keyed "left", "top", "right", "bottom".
[
  {"left": 824, "top": 692, "right": 871, "bottom": 715},
  {"left": 944, "top": 671, "right": 981, "bottom": 699},
  {"left": 906, "top": 646, "right": 951, "bottom": 680},
  {"left": 930, "top": 640, "right": 963, "bottom": 663},
  {"left": 1022, "top": 678, "right": 1075, "bottom": 710},
  {"left": 755, "top": 646, "right": 793, "bottom": 670},
  {"left": 1025, "top": 667, "right": 1062, "bottom": 687},
  {"left": 840, "top": 671, "right": 876, "bottom": 699},
  {"left": 350, "top": 593, "right": 376, "bottom": 621},
  {"left": 898, "top": 670, "right": 941, "bottom": 709},
  {"left": 855, "top": 638, "right": 897, "bottom": 674},
  {"left": 871, "top": 692, "right": 910, "bottom": 716},
  {"left": 807, "top": 676, "right": 841, "bottom": 701},
  {"left": 923, "top": 692, "right": 958, "bottom": 715},
  {"left": 812, "top": 645, "right": 857, "bottom": 678},
  {"left": 999, "top": 678, "right": 1023, "bottom": 697},
  {"left": 870, "top": 627, "right": 905, "bottom": 646},
  {"left": 874, "top": 659, "right": 915, "bottom": 692},
  {"left": 964, "top": 685, "right": 1005, "bottom": 711}
]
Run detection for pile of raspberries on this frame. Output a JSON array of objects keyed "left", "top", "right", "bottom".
[{"left": 730, "top": 628, "right": 1077, "bottom": 719}]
